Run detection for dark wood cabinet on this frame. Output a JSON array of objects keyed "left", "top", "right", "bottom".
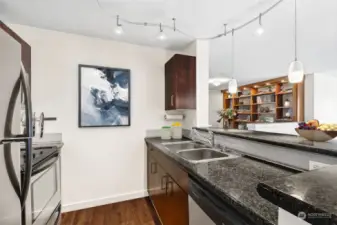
[
  {"left": 147, "top": 147, "right": 189, "bottom": 225},
  {"left": 165, "top": 54, "right": 196, "bottom": 110}
]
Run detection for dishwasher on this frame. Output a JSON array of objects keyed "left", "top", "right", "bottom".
[{"left": 189, "top": 178, "right": 252, "bottom": 225}]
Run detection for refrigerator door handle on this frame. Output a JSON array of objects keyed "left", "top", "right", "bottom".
[
  {"left": 19, "top": 63, "right": 33, "bottom": 208},
  {"left": 0, "top": 136, "right": 32, "bottom": 144}
]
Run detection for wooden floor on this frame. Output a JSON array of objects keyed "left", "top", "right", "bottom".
[{"left": 61, "top": 198, "right": 159, "bottom": 225}]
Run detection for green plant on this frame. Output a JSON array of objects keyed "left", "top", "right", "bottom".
[{"left": 217, "top": 108, "right": 237, "bottom": 123}]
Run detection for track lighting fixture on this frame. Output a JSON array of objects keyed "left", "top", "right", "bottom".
[
  {"left": 96, "top": 0, "right": 285, "bottom": 40},
  {"left": 115, "top": 15, "right": 124, "bottom": 35},
  {"left": 157, "top": 23, "right": 167, "bottom": 41},
  {"left": 255, "top": 13, "right": 264, "bottom": 36}
]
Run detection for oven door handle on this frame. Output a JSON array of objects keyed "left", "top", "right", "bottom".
[{"left": 32, "top": 154, "right": 59, "bottom": 176}]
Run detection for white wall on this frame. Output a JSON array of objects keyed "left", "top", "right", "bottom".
[
  {"left": 9, "top": 24, "right": 177, "bottom": 212},
  {"left": 196, "top": 40, "right": 210, "bottom": 127},
  {"left": 312, "top": 71, "right": 337, "bottom": 124},
  {"left": 209, "top": 90, "right": 223, "bottom": 126}
]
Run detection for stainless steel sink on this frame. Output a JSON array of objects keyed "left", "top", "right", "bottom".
[
  {"left": 177, "top": 148, "right": 239, "bottom": 163},
  {"left": 162, "top": 141, "right": 193, "bottom": 145},
  {"left": 163, "top": 142, "right": 208, "bottom": 151}
]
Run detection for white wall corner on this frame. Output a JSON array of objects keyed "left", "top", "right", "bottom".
[{"left": 196, "top": 40, "right": 210, "bottom": 127}]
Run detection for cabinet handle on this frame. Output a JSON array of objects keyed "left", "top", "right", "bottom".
[
  {"left": 171, "top": 95, "right": 174, "bottom": 106},
  {"left": 150, "top": 162, "right": 157, "bottom": 174},
  {"left": 161, "top": 175, "right": 169, "bottom": 190},
  {"left": 166, "top": 181, "right": 173, "bottom": 196}
]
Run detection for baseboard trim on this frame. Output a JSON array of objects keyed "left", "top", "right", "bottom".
[{"left": 62, "top": 190, "right": 148, "bottom": 213}]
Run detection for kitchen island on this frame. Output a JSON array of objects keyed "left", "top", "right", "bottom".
[
  {"left": 145, "top": 137, "right": 296, "bottom": 225},
  {"left": 194, "top": 127, "right": 337, "bottom": 225}
]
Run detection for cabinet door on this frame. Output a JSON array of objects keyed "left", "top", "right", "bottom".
[
  {"left": 165, "top": 60, "right": 176, "bottom": 110},
  {"left": 148, "top": 155, "right": 159, "bottom": 197},
  {"left": 160, "top": 177, "right": 189, "bottom": 225},
  {"left": 176, "top": 56, "right": 196, "bottom": 109}
]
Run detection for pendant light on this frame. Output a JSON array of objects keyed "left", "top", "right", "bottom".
[
  {"left": 228, "top": 29, "right": 238, "bottom": 94},
  {"left": 157, "top": 23, "right": 167, "bottom": 41},
  {"left": 115, "top": 15, "right": 124, "bottom": 35},
  {"left": 288, "top": 0, "right": 304, "bottom": 83}
]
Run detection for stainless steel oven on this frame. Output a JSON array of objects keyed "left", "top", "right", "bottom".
[{"left": 22, "top": 146, "right": 61, "bottom": 225}]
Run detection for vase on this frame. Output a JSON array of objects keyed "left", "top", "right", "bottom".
[{"left": 223, "top": 119, "right": 230, "bottom": 129}]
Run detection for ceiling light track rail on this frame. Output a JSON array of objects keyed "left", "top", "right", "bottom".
[{"left": 96, "top": 0, "right": 284, "bottom": 40}]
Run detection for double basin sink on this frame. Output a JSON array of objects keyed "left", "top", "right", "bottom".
[{"left": 162, "top": 141, "right": 239, "bottom": 163}]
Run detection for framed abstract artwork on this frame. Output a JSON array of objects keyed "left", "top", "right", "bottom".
[{"left": 78, "top": 64, "right": 131, "bottom": 127}]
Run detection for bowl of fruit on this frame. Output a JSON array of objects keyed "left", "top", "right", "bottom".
[{"left": 296, "top": 120, "right": 337, "bottom": 142}]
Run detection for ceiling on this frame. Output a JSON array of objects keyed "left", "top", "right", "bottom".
[
  {"left": 0, "top": 0, "right": 274, "bottom": 49},
  {"left": 1, "top": 0, "right": 337, "bottom": 88}
]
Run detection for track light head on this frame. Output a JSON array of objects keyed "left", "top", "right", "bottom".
[
  {"left": 255, "top": 13, "right": 264, "bottom": 36},
  {"left": 115, "top": 15, "right": 124, "bottom": 35},
  {"left": 157, "top": 23, "right": 167, "bottom": 41}
]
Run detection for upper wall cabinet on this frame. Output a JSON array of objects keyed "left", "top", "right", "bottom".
[{"left": 165, "top": 54, "right": 196, "bottom": 110}]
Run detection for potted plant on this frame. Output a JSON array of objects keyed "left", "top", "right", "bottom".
[{"left": 217, "top": 108, "right": 237, "bottom": 129}]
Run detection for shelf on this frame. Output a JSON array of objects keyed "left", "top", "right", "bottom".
[
  {"left": 253, "top": 92, "right": 275, "bottom": 97},
  {"left": 237, "top": 112, "right": 251, "bottom": 115},
  {"left": 235, "top": 120, "right": 251, "bottom": 123},
  {"left": 235, "top": 104, "right": 251, "bottom": 107},
  {"left": 277, "top": 106, "right": 292, "bottom": 109},
  {"left": 254, "top": 121, "right": 274, "bottom": 124},
  {"left": 253, "top": 102, "right": 276, "bottom": 105},
  {"left": 277, "top": 91, "right": 293, "bottom": 95},
  {"left": 239, "top": 95, "right": 251, "bottom": 98},
  {"left": 258, "top": 112, "right": 276, "bottom": 115},
  {"left": 276, "top": 119, "right": 293, "bottom": 122}
]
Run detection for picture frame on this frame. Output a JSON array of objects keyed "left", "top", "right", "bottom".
[{"left": 78, "top": 64, "right": 131, "bottom": 127}]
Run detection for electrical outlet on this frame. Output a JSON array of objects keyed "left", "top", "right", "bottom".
[{"left": 309, "top": 161, "right": 332, "bottom": 170}]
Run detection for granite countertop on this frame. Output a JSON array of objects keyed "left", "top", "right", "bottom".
[
  {"left": 195, "top": 127, "right": 337, "bottom": 157},
  {"left": 258, "top": 166, "right": 337, "bottom": 225},
  {"left": 145, "top": 137, "right": 296, "bottom": 225}
]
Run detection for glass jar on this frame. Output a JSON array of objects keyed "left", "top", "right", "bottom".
[{"left": 161, "top": 126, "right": 171, "bottom": 140}]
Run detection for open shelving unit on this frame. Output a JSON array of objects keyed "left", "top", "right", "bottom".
[{"left": 222, "top": 76, "right": 304, "bottom": 129}]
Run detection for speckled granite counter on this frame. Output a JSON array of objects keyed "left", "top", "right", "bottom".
[
  {"left": 195, "top": 127, "right": 337, "bottom": 157},
  {"left": 258, "top": 166, "right": 337, "bottom": 225},
  {"left": 145, "top": 137, "right": 296, "bottom": 225}
]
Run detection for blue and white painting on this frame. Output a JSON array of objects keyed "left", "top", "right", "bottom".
[{"left": 79, "top": 65, "right": 130, "bottom": 127}]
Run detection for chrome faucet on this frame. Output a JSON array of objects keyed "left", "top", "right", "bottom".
[
  {"left": 208, "top": 131, "right": 215, "bottom": 147},
  {"left": 191, "top": 129, "right": 215, "bottom": 147}
]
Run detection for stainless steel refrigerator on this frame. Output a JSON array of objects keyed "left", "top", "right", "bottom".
[{"left": 0, "top": 26, "right": 33, "bottom": 224}]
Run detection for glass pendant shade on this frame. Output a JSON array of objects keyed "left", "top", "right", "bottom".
[
  {"left": 255, "top": 25, "right": 264, "bottom": 36},
  {"left": 157, "top": 31, "right": 167, "bottom": 40},
  {"left": 288, "top": 60, "right": 304, "bottom": 83},
  {"left": 115, "top": 25, "right": 124, "bottom": 35},
  {"left": 228, "top": 78, "right": 238, "bottom": 94}
]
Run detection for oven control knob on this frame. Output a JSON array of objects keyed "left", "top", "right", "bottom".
[
  {"left": 40, "top": 151, "right": 43, "bottom": 155},
  {"left": 33, "top": 153, "right": 36, "bottom": 158}
]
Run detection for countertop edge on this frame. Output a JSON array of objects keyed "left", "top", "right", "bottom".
[
  {"left": 195, "top": 127, "right": 337, "bottom": 158},
  {"left": 257, "top": 182, "right": 337, "bottom": 224}
]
